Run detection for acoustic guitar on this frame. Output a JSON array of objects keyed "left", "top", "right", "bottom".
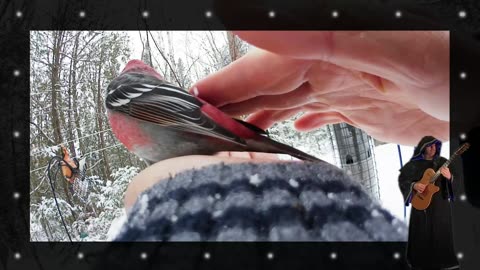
[{"left": 411, "top": 143, "right": 470, "bottom": 210}]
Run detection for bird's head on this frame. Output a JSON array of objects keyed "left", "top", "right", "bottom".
[
  {"left": 105, "top": 60, "right": 167, "bottom": 158},
  {"left": 121, "top": 59, "right": 164, "bottom": 81}
]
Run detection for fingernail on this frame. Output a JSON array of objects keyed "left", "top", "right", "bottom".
[{"left": 191, "top": 86, "right": 200, "bottom": 96}]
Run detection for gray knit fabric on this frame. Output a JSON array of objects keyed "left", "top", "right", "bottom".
[{"left": 114, "top": 162, "right": 407, "bottom": 241}]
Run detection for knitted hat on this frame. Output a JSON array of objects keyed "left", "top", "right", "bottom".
[{"left": 114, "top": 162, "right": 407, "bottom": 241}]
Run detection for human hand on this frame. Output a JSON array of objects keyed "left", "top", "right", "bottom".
[
  {"left": 124, "top": 152, "right": 283, "bottom": 211},
  {"left": 414, "top": 182, "right": 427, "bottom": 193},
  {"left": 192, "top": 31, "right": 449, "bottom": 146},
  {"left": 440, "top": 166, "right": 452, "bottom": 180}
]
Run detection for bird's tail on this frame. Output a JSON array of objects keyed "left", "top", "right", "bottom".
[{"left": 246, "top": 135, "right": 325, "bottom": 162}]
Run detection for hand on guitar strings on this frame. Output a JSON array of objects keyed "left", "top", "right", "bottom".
[{"left": 440, "top": 166, "right": 452, "bottom": 180}]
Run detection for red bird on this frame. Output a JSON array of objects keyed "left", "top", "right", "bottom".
[{"left": 105, "top": 59, "right": 322, "bottom": 165}]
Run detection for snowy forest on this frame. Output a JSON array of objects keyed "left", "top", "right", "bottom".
[{"left": 29, "top": 31, "right": 335, "bottom": 241}]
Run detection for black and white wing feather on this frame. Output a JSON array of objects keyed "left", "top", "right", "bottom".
[{"left": 106, "top": 72, "right": 246, "bottom": 145}]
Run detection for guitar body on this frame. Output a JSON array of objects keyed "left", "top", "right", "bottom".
[
  {"left": 411, "top": 168, "right": 440, "bottom": 210},
  {"left": 409, "top": 143, "right": 469, "bottom": 211}
]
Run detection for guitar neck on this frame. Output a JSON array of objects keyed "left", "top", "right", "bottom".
[
  {"left": 429, "top": 143, "right": 470, "bottom": 184},
  {"left": 430, "top": 152, "right": 458, "bottom": 183},
  {"left": 430, "top": 161, "right": 449, "bottom": 183}
]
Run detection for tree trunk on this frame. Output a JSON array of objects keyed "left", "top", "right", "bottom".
[
  {"left": 73, "top": 33, "right": 85, "bottom": 155},
  {"left": 51, "top": 31, "right": 64, "bottom": 145},
  {"left": 66, "top": 33, "right": 80, "bottom": 158},
  {"left": 50, "top": 31, "right": 74, "bottom": 206},
  {"left": 227, "top": 31, "right": 241, "bottom": 62},
  {"left": 96, "top": 49, "right": 112, "bottom": 181}
]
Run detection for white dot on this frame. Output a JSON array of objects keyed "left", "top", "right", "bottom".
[
  {"left": 268, "top": 11, "right": 275, "bottom": 18},
  {"left": 459, "top": 133, "right": 467, "bottom": 140},
  {"left": 79, "top": 11, "right": 86, "bottom": 18},
  {"left": 204, "top": 252, "right": 210, "bottom": 260},
  {"left": 458, "top": 10, "right": 467, "bottom": 18},
  {"left": 288, "top": 178, "right": 299, "bottom": 188},
  {"left": 330, "top": 252, "right": 337, "bottom": 259},
  {"left": 171, "top": 215, "right": 178, "bottom": 222},
  {"left": 393, "top": 252, "right": 401, "bottom": 259},
  {"left": 267, "top": 252, "right": 274, "bottom": 259},
  {"left": 13, "top": 192, "right": 20, "bottom": 199},
  {"left": 460, "top": 194, "right": 467, "bottom": 201},
  {"left": 13, "top": 131, "right": 20, "bottom": 138},
  {"left": 142, "top": 11, "right": 149, "bottom": 18},
  {"left": 16, "top": 11, "right": 23, "bottom": 18},
  {"left": 140, "top": 252, "right": 148, "bottom": 259},
  {"left": 457, "top": 252, "right": 463, "bottom": 259},
  {"left": 77, "top": 252, "right": 84, "bottom": 259},
  {"left": 13, "top": 70, "right": 20, "bottom": 77},
  {"left": 205, "top": 10, "right": 212, "bottom": 18},
  {"left": 14, "top": 252, "right": 21, "bottom": 260},
  {"left": 395, "top": 11, "right": 402, "bottom": 18},
  {"left": 460, "top": 72, "right": 467, "bottom": 79},
  {"left": 249, "top": 174, "right": 262, "bottom": 186},
  {"left": 332, "top": 10, "right": 339, "bottom": 18},
  {"left": 371, "top": 209, "right": 381, "bottom": 217}
]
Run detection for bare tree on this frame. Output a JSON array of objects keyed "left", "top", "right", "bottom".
[
  {"left": 227, "top": 31, "right": 241, "bottom": 62},
  {"left": 96, "top": 45, "right": 111, "bottom": 181}
]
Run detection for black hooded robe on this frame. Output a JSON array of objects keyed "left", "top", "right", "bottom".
[{"left": 398, "top": 136, "right": 458, "bottom": 269}]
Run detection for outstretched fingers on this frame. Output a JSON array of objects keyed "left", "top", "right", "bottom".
[
  {"left": 294, "top": 111, "right": 356, "bottom": 131},
  {"left": 234, "top": 31, "right": 449, "bottom": 86},
  {"left": 245, "top": 108, "right": 302, "bottom": 130},
  {"left": 191, "top": 48, "right": 312, "bottom": 107},
  {"left": 218, "top": 82, "right": 315, "bottom": 116}
]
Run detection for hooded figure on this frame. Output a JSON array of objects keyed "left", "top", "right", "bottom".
[{"left": 398, "top": 136, "right": 458, "bottom": 270}]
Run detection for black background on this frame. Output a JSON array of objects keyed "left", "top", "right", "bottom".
[{"left": 1, "top": 0, "right": 479, "bottom": 269}]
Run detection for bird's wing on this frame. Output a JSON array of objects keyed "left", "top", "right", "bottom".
[
  {"left": 233, "top": 119, "right": 269, "bottom": 136},
  {"left": 106, "top": 72, "right": 246, "bottom": 146}
]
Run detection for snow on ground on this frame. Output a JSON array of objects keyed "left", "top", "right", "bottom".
[
  {"left": 375, "top": 142, "right": 449, "bottom": 223},
  {"left": 106, "top": 209, "right": 127, "bottom": 240}
]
